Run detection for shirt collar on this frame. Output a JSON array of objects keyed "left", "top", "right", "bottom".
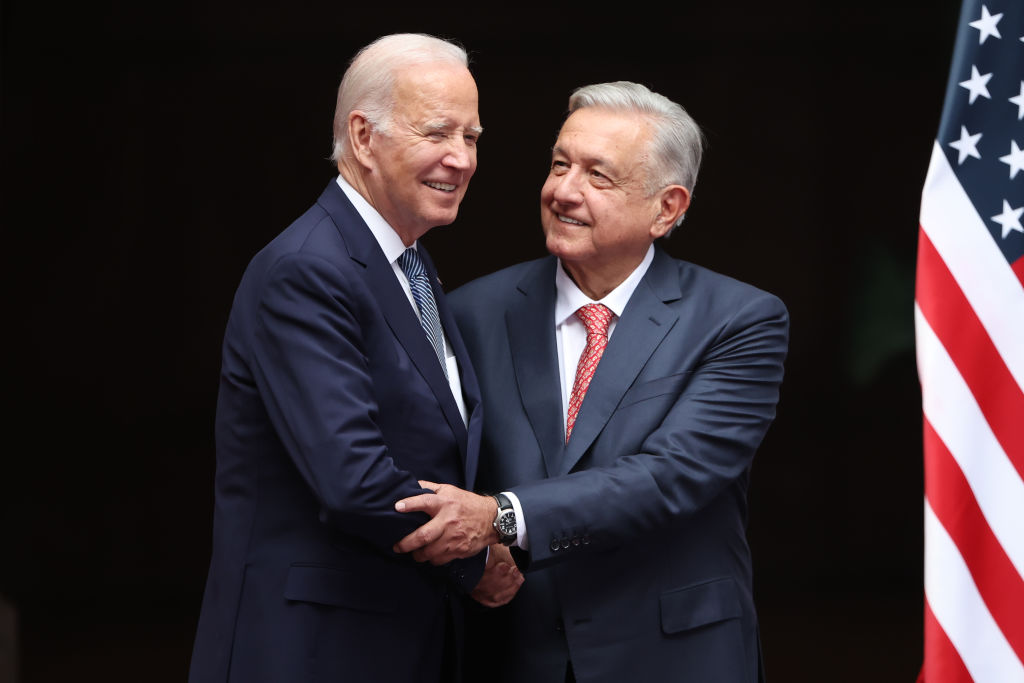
[
  {"left": 335, "top": 175, "right": 413, "bottom": 264},
  {"left": 554, "top": 245, "right": 655, "bottom": 326}
]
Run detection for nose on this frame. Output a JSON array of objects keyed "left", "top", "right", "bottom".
[
  {"left": 442, "top": 139, "right": 475, "bottom": 171},
  {"left": 550, "top": 169, "right": 584, "bottom": 205}
]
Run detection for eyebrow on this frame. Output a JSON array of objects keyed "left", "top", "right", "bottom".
[
  {"left": 424, "top": 120, "right": 485, "bottom": 136},
  {"left": 552, "top": 145, "right": 619, "bottom": 175}
]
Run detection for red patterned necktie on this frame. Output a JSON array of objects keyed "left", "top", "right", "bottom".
[{"left": 566, "top": 303, "right": 614, "bottom": 442}]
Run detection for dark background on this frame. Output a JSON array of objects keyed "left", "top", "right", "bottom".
[{"left": 2, "top": 1, "right": 960, "bottom": 680}]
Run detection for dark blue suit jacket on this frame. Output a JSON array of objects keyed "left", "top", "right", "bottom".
[
  {"left": 190, "top": 179, "right": 484, "bottom": 683},
  {"left": 450, "top": 248, "right": 788, "bottom": 683}
]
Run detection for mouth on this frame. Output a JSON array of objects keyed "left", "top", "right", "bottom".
[
  {"left": 556, "top": 213, "right": 588, "bottom": 227},
  {"left": 424, "top": 181, "right": 457, "bottom": 192}
]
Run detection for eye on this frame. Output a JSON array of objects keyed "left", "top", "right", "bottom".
[
  {"left": 551, "top": 160, "right": 569, "bottom": 173},
  {"left": 464, "top": 133, "right": 478, "bottom": 146}
]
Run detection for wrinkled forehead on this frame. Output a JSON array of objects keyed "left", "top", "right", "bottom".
[{"left": 554, "top": 108, "right": 652, "bottom": 169}]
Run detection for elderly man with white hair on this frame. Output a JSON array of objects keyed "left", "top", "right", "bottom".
[{"left": 190, "top": 33, "right": 521, "bottom": 683}]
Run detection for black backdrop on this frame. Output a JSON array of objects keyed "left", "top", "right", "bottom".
[{"left": 3, "top": 1, "right": 961, "bottom": 680}]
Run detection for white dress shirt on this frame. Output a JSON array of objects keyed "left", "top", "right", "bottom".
[
  {"left": 335, "top": 175, "right": 467, "bottom": 425},
  {"left": 505, "top": 245, "right": 655, "bottom": 549}
]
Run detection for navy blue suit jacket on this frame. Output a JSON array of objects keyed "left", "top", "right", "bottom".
[
  {"left": 189, "top": 180, "right": 484, "bottom": 683},
  {"left": 450, "top": 248, "right": 788, "bottom": 683}
]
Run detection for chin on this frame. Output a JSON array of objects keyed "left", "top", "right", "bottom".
[
  {"left": 427, "top": 211, "right": 459, "bottom": 229},
  {"left": 544, "top": 234, "right": 574, "bottom": 261}
]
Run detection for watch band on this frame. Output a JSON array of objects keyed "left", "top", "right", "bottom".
[{"left": 492, "top": 493, "right": 517, "bottom": 546}]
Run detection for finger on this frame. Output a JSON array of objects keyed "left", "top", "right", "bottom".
[
  {"left": 417, "top": 479, "right": 440, "bottom": 490},
  {"left": 394, "top": 492, "right": 441, "bottom": 514},
  {"left": 392, "top": 520, "right": 443, "bottom": 554},
  {"left": 411, "top": 538, "right": 456, "bottom": 565}
]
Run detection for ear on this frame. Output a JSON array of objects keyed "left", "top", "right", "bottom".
[
  {"left": 650, "top": 185, "right": 691, "bottom": 239},
  {"left": 347, "top": 111, "right": 375, "bottom": 170}
]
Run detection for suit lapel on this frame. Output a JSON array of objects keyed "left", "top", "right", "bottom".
[
  {"left": 420, "top": 245, "right": 480, "bottom": 484},
  {"left": 316, "top": 182, "right": 470, "bottom": 457},
  {"left": 506, "top": 257, "right": 565, "bottom": 478},
  {"left": 561, "top": 249, "right": 682, "bottom": 475}
]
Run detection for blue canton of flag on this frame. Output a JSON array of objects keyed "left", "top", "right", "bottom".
[{"left": 940, "top": 0, "right": 1024, "bottom": 270}]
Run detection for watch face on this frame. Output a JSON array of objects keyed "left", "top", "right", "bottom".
[{"left": 497, "top": 511, "right": 517, "bottom": 536}]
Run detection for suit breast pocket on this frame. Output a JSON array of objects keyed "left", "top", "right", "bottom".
[{"left": 619, "top": 372, "right": 691, "bottom": 408}]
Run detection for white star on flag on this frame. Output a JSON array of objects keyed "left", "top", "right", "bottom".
[
  {"left": 999, "top": 140, "right": 1024, "bottom": 179},
  {"left": 991, "top": 199, "right": 1024, "bottom": 238},
  {"left": 969, "top": 4, "right": 1003, "bottom": 43},
  {"left": 949, "top": 125, "right": 984, "bottom": 164},
  {"left": 1011, "top": 82, "right": 1024, "bottom": 120},
  {"left": 959, "top": 65, "right": 993, "bottom": 103}
]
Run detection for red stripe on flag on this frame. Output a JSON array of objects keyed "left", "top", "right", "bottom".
[
  {"left": 924, "top": 418, "right": 1024, "bottom": 663},
  {"left": 922, "top": 600, "right": 974, "bottom": 683},
  {"left": 1013, "top": 256, "right": 1024, "bottom": 289},
  {"left": 916, "top": 228, "right": 1024, "bottom": 481}
]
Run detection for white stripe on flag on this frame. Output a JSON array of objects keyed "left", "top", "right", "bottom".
[
  {"left": 915, "top": 305, "right": 1024, "bottom": 578},
  {"left": 920, "top": 142, "right": 1024, "bottom": 391},
  {"left": 924, "top": 500, "right": 1024, "bottom": 683}
]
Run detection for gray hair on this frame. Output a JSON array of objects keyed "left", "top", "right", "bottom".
[
  {"left": 568, "top": 81, "right": 704, "bottom": 225},
  {"left": 330, "top": 33, "right": 469, "bottom": 163}
]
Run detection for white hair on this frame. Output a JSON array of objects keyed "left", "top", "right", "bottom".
[
  {"left": 330, "top": 33, "right": 469, "bottom": 163},
  {"left": 568, "top": 81, "right": 704, "bottom": 228}
]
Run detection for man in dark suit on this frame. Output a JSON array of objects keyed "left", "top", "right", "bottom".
[
  {"left": 394, "top": 81, "right": 789, "bottom": 682},
  {"left": 189, "top": 33, "right": 520, "bottom": 683}
]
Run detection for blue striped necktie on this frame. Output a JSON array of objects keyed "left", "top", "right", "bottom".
[{"left": 397, "top": 248, "right": 448, "bottom": 379}]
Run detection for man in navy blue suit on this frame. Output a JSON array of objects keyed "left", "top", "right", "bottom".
[
  {"left": 395, "top": 81, "right": 789, "bottom": 682},
  {"left": 189, "top": 33, "right": 521, "bottom": 683}
]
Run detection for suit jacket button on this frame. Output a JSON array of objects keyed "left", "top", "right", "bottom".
[{"left": 550, "top": 539, "right": 561, "bottom": 552}]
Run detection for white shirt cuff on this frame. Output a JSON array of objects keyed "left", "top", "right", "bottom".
[{"left": 502, "top": 491, "right": 528, "bottom": 550}]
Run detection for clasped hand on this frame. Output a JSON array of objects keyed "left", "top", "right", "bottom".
[
  {"left": 394, "top": 480, "right": 523, "bottom": 607},
  {"left": 393, "top": 480, "right": 498, "bottom": 564}
]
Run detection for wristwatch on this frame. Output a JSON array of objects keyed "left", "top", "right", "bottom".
[{"left": 492, "top": 493, "right": 517, "bottom": 546}]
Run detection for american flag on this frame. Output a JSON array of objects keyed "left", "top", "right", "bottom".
[{"left": 916, "top": 0, "right": 1024, "bottom": 681}]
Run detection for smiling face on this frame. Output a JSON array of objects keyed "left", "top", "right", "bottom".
[
  {"left": 363, "top": 62, "right": 481, "bottom": 244},
  {"left": 541, "top": 107, "right": 673, "bottom": 296}
]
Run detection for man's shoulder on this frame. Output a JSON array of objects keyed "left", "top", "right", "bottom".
[
  {"left": 449, "top": 255, "right": 553, "bottom": 308},
  {"left": 232, "top": 189, "right": 365, "bottom": 304},
  {"left": 663, "top": 252, "right": 786, "bottom": 314},
  {"left": 247, "top": 185, "right": 356, "bottom": 271}
]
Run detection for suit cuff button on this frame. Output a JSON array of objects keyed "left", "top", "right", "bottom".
[
  {"left": 571, "top": 536, "right": 581, "bottom": 547},
  {"left": 560, "top": 537, "right": 570, "bottom": 550},
  {"left": 550, "top": 539, "right": 560, "bottom": 552},
  {"left": 582, "top": 534, "right": 591, "bottom": 545}
]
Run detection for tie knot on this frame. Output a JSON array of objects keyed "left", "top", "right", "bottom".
[
  {"left": 397, "top": 248, "right": 426, "bottom": 280},
  {"left": 575, "top": 303, "right": 613, "bottom": 337}
]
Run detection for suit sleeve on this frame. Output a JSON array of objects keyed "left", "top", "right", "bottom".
[
  {"left": 512, "top": 292, "right": 789, "bottom": 570},
  {"left": 248, "top": 251, "right": 433, "bottom": 555}
]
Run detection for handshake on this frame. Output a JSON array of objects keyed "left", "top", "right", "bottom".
[{"left": 393, "top": 480, "right": 523, "bottom": 608}]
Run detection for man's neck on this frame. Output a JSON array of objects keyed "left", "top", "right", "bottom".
[{"left": 560, "top": 249, "right": 651, "bottom": 301}]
